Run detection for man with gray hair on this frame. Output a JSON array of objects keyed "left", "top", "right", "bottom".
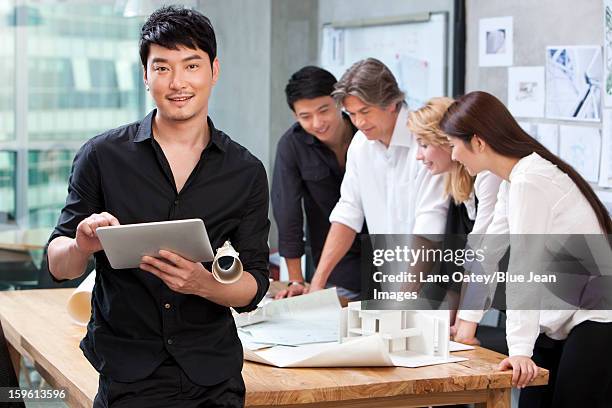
[{"left": 308, "top": 58, "right": 448, "bottom": 293}]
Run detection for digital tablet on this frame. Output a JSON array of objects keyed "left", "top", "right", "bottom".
[{"left": 96, "top": 219, "right": 214, "bottom": 269}]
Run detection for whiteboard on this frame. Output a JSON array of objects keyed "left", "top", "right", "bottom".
[{"left": 321, "top": 13, "right": 448, "bottom": 110}]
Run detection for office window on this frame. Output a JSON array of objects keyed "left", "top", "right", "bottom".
[
  {"left": 0, "top": 152, "right": 16, "bottom": 224},
  {"left": 28, "top": 150, "right": 75, "bottom": 228},
  {"left": 0, "top": 3, "right": 15, "bottom": 142},
  {"left": 2, "top": 3, "right": 146, "bottom": 228}
]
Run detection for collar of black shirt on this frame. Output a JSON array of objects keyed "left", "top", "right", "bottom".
[{"left": 133, "top": 109, "right": 227, "bottom": 152}]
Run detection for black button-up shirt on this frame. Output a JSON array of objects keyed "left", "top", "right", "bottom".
[
  {"left": 49, "top": 110, "right": 270, "bottom": 386},
  {"left": 271, "top": 116, "right": 363, "bottom": 292}
]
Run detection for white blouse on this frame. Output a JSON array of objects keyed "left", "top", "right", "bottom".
[
  {"left": 461, "top": 153, "right": 612, "bottom": 357},
  {"left": 465, "top": 170, "right": 503, "bottom": 235}
]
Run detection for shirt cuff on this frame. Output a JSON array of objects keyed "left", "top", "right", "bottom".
[
  {"left": 412, "top": 212, "right": 446, "bottom": 236},
  {"left": 232, "top": 269, "right": 270, "bottom": 314},
  {"left": 457, "top": 310, "right": 485, "bottom": 323},
  {"left": 329, "top": 203, "right": 364, "bottom": 233},
  {"left": 508, "top": 343, "right": 534, "bottom": 358},
  {"left": 278, "top": 241, "right": 305, "bottom": 259}
]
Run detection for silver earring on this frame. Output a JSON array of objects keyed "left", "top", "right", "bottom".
[{"left": 146, "top": 86, "right": 150, "bottom": 92}]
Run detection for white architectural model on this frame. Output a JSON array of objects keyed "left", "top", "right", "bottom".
[{"left": 340, "top": 302, "right": 451, "bottom": 363}]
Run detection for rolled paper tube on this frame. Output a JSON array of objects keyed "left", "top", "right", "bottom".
[
  {"left": 66, "top": 270, "right": 96, "bottom": 326},
  {"left": 212, "top": 241, "right": 243, "bottom": 284}
]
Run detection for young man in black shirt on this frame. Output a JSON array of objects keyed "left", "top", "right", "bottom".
[
  {"left": 272, "top": 66, "right": 362, "bottom": 300},
  {"left": 47, "top": 6, "right": 269, "bottom": 407}
]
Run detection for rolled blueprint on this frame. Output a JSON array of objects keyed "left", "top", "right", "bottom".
[
  {"left": 66, "top": 270, "right": 96, "bottom": 326},
  {"left": 212, "top": 241, "right": 243, "bottom": 284}
]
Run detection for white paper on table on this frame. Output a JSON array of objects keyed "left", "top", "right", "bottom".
[
  {"left": 66, "top": 270, "right": 96, "bottom": 326},
  {"left": 559, "top": 125, "right": 601, "bottom": 182},
  {"left": 243, "top": 334, "right": 467, "bottom": 368},
  {"left": 449, "top": 341, "right": 475, "bottom": 352},
  {"left": 535, "top": 123, "right": 559, "bottom": 155},
  {"left": 508, "top": 66, "right": 545, "bottom": 118},
  {"left": 239, "top": 288, "right": 341, "bottom": 346},
  {"left": 389, "top": 351, "right": 467, "bottom": 368}
]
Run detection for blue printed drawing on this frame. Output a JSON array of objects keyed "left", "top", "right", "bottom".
[{"left": 546, "top": 46, "right": 602, "bottom": 121}]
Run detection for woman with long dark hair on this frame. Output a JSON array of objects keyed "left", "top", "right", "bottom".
[{"left": 440, "top": 91, "right": 612, "bottom": 408}]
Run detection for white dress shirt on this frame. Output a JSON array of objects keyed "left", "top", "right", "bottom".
[
  {"left": 462, "top": 153, "right": 612, "bottom": 357},
  {"left": 329, "top": 105, "right": 448, "bottom": 235}
]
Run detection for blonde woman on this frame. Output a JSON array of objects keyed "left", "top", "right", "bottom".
[{"left": 408, "top": 97, "right": 503, "bottom": 348}]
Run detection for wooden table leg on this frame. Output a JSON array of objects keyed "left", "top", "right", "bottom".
[
  {"left": 475, "top": 388, "right": 511, "bottom": 408},
  {"left": 7, "top": 341, "right": 20, "bottom": 380}
]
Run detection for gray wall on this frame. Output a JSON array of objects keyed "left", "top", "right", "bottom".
[
  {"left": 197, "top": 1, "right": 319, "bottom": 248},
  {"left": 199, "top": 0, "right": 272, "bottom": 172},
  {"left": 465, "top": 0, "right": 602, "bottom": 97},
  {"left": 465, "top": 0, "right": 604, "bottom": 204}
]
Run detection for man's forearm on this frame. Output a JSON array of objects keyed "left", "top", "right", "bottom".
[
  {"left": 200, "top": 269, "right": 259, "bottom": 308},
  {"left": 312, "top": 222, "right": 357, "bottom": 286},
  {"left": 285, "top": 257, "right": 304, "bottom": 282},
  {"left": 47, "top": 236, "right": 92, "bottom": 280}
]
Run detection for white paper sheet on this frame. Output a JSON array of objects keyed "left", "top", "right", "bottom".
[
  {"left": 535, "top": 123, "right": 560, "bottom": 155},
  {"left": 508, "top": 66, "right": 545, "bottom": 118},
  {"left": 479, "top": 17, "right": 513, "bottom": 67},
  {"left": 559, "top": 125, "right": 601, "bottom": 182},
  {"left": 66, "top": 270, "right": 96, "bottom": 326},
  {"left": 238, "top": 288, "right": 341, "bottom": 346},
  {"left": 600, "top": 109, "right": 612, "bottom": 187},
  {"left": 546, "top": 46, "right": 602, "bottom": 121},
  {"left": 243, "top": 334, "right": 467, "bottom": 368},
  {"left": 449, "top": 341, "right": 475, "bottom": 352},
  {"left": 604, "top": 0, "right": 612, "bottom": 107}
]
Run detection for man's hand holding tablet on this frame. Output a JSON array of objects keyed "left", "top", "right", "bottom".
[{"left": 75, "top": 212, "right": 120, "bottom": 255}]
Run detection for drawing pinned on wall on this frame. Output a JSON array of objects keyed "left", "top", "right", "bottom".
[
  {"left": 479, "top": 16, "right": 513, "bottom": 67},
  {"left": 508, "top": 67, "right": 545, "bottom": 118},
  {"left": 534, "top": 123, "right": 559, "bottom": 155},
  {"left": 321, "top": 25, "right": 345, "bottom": 68},
  {"left": 517, "top": 121, "right": 532, "bottom": 135},
  {"left": 600, "top": 109, "right": 612, "bottom": 187},
  {"left": 559, "top": 125, "right": 601, "bottom": 183},
  {"left": 546, "top": 46, "right": 602, "bottom": 121},
  {"left": 604, "top": 0, "right": 612, "bottom": 107}
]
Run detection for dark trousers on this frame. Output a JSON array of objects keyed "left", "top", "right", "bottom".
[
  {"left": 520, "top": 320, "right": 612, "bottom": 408},
  {"left": 93, "top": 358, "right": 245, "bottom": 408}
]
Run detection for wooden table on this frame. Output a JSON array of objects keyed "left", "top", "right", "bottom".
[
  {"left": 0, "top": 289, "right": 547, "bottom": 408},
  {"left": 0, "top": 228, "right": 52, "bottom": 251}
]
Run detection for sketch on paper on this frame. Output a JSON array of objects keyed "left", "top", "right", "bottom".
[
  {"left": 517, "top": 121, "right": 532, "bottom": 134},
  {"left": 546, "top": 46, "right": 602, "bottom": 121},
  {"left": 508, "top": 66, "right": 545, "bottom": 118},
  {"left": 600, "top": 109, "right": 612, "bottom": 187},
  {"left": 321, "top": 25, "right": 345, "bottom": 69},
  {"left": 486, "top": 29, "right": 507, "bottom": 54},
  {"left": 534, "top": 123, "right": 560, "bottom": 155},
  {"left": 559, "top": 125, "right": 601, "bottom": 183},
  {"left": 479, "top": 17, "right": 513, "bottom": 67},
  {"left": 604, "top": 0, "right": 612, "bottom": 107}
]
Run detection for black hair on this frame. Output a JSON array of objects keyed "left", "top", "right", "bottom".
[
  {"left": 139, "top": 5, "right": 216, "bottom": 68},
  {"left": 285, "top": 66, "right": 337, "bottom": 111}
]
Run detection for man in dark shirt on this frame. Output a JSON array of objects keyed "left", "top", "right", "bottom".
[
  {"left": 47, "top": 6, "right": 269, "bottom": 407},
  {"left": 272, "top": 66, "right": 362, "bottom": 300}
]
